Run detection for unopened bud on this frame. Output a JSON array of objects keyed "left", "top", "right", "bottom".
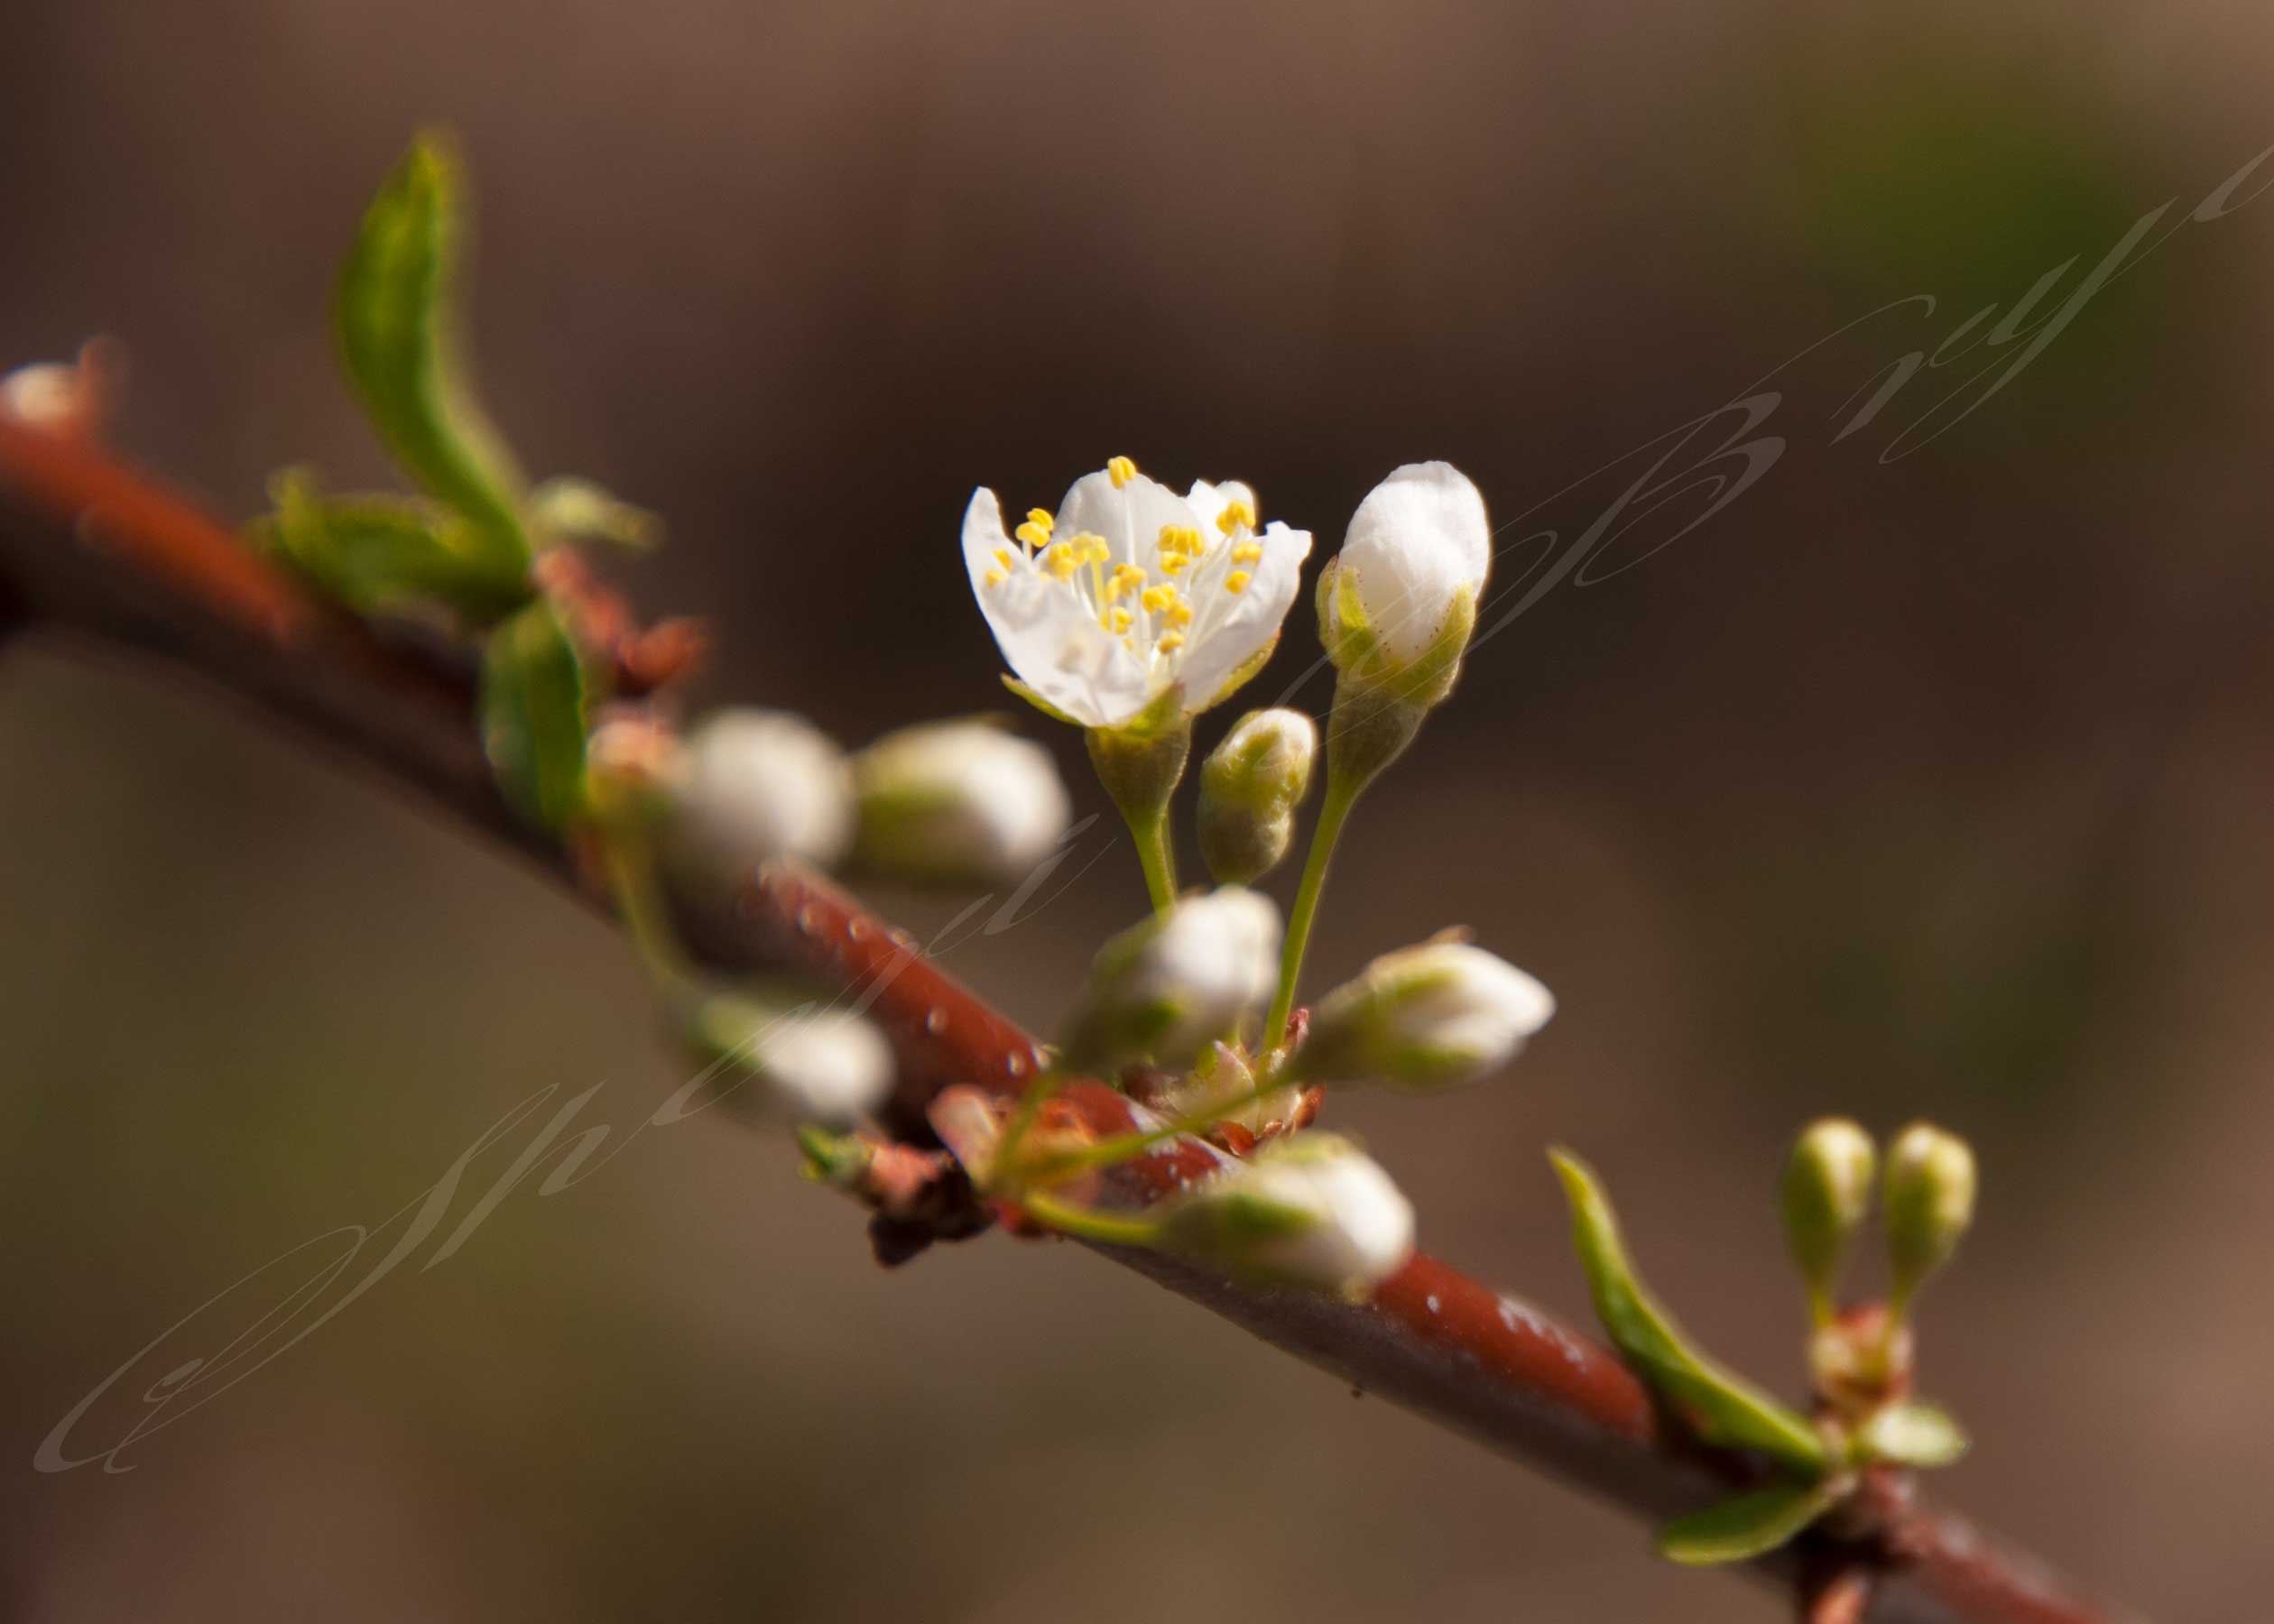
[
  {"left": 1781, "top": 1118, "right": 1876, "bottom": 1320},
  {"left": 1059, "top": 887, "right": 1281, "bottom": 1072},
  {"left": 1158, "top": 1132, "right": 1415, "bottom": 1296},
  {"left": 852, "top": 719, "right": 1070, "bottom": 887},
  {"left": 1884, "top": 1121, "right": 1977, "bottom": 1309},
  {"left": 1316, "top": 461, "right": 1489, "bottom": 711},
  {"left": 1290, "top": 938, "right": 1554, "bottom": 1091},
  {"left": 658, "top": 708, "right": 852, "bottom": 901},
  {"left": 1198, "top": 707, "right": 1317, "bottom": 884},
  {"left": 690, "top": 993, "right": 893, "bottom": 1125}
]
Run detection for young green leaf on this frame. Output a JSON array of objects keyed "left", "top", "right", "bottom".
[
  {"left": 1656, "top": 1477, "right": 1848, "bottom": 1566},
  {"left": 1549, "top": 1149, "right": 1829, "bottom": 1476},
  {"left": 526, "top": 477, "right": 661, "bottom": 552},
  {"left": 480, "top": 599, "right": 589, "bottom": 829},
  {"left": 336, "top": 132, "right": 528, "bottom": 565},
  {"left": 1856, "top": 1399, "right": 1970, "bottom": 1470},
  {"left": 254, "top": 469, "right": 530, "bottom": 619}
]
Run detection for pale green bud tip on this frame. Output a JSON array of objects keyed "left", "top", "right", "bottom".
[
  {"left": 1884, "top": 1121, "right": 1977, "bottom": 1299},
  {"left": 658, "top": 709, "right": 853, "bottom": 900},
  {"left": 1781, "top": 1118, "right": 1876, "bottom": 1311},
  {"left": 1160, "top": 1132, "right": 1415, "bottom": 1296},
  {"left": 1198, "top": 707, "right": 1318, "bottom": 884},
  {"left": 852, "top": 720, "right": 1071, "bottom": 886},
  {"left": 1059, "top": 887, "right": 1282, "bottom": 1072},
  {"left": 1293, "top": 939, "right": 1554, "bottom": 1091}
]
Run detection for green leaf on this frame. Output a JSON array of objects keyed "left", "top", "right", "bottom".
[
  {"left": 1550, "top": 1149, "right": 1829, "bottom": 1476},
  {"left": 480, "top": 599, "right": 589, "bottom": 828},
  {"left": 1657, "top": 1477, "right": 1848, "bottom": 1566},
  {"left": 253, "top": 468, "right": 530, "bottom": 619},
  {"left": 336, "top": 132, "right": 528, "bottom": 565},
  {"left": 1856, "top": 1400, "right": 1970, "bottom": 1470},
  {"left": 525, "top": 477, "right": 661, "bottom": 551}
]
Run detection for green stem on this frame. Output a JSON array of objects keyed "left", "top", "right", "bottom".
[
  {"left": 1018, "top": 1189, "right": 1164, "bottom": 1248},
  {"left": 1264, "top": 771, "right": 1361, "bottom": 1042},
  {"left": 596, "top": 819, "right": 698, "bottom": 998},
  {"left": 1128, "top": 808, "right": 1178, "bottom": 913}
]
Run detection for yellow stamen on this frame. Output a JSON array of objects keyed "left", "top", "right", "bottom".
[
  {"left": 1225, "top": 570, "right": 1252, "bottom": 595},
  {"left": 1168, "top": 599, "right": 1194, "bottom": 626},
  {"left": 1231, "top": 541, "right": 1262, "bottom": 564},
  {"left": 1045, "top": 541, "right": 1082, "bottom": 582},
  {"left": 1014, "top": 520, "right": 1050, "bottom": 549},
  {"left": 1101, "top": 606, "right": 1133, "bottom": 634},
  {"left": 1216, "top": 500, "right": 1255, "bottom": 535},
  {"left": 1158, "top": 632, "right": 1185, "bottom": 653},
  {"left": 994, "top": 548, "right": 1015, "bottom": 569},
  {"left": 1026, "top": 508, "right": 1055, "bottom": 534},
  {"left": 1107, "top": 455, "right": 1138, "bottom": 488},
  {"left": 984, "top": 568, "right": 1008, "bottom": 588},
  {"left": 1140, "top": 584, "right": 1179, "bottom": 616},
  {"left": 1105, "top": 563, "right": 1147, "bottom": 603},
  {"left": 1160, "top": 552, "right": 1191, "bottom": 576}
]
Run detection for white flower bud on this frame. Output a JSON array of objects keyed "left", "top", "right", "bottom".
[
  {"left": 693, "top": 994, "right": 894, "bottom": 1124},
  {"left": 1884, "top": 1121, "right": 1977, "bottom": 1306},
  {"left": 1317, "top": 462, "right": 1490, "bottom": 706},
  {"left": 851, "top": 720, "right": 1071, "bottom": 886},
  {"left": 659, "top": 709, "right": 853, "bottom": 900},
  {"left": 1198, "top": 707, "right": 1317, "bottom": 885},
  {"left": 1059, "top": 887, "right": 1281, "bottom": 1071},
  {"left": 1292, "top": 939, "right": 1553, "bottom": 1091},
  {"left": 1160, "top": 1132, "right": 1415, "bottom": 1296}
]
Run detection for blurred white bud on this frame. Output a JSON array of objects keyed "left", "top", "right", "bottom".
[
  {"left": 1, "top": 340, "right": 123, "bottom": 438},
  {"left": 693, "top": 993, "right": 894, "bottom": 1125},
  {"left": 1292, "top": 938, "right": 1553, "bottom": 1091},
  {"left": 852, "top": 719, "right": 1070, "bottom": 886},
  {"left": 1198, "top": 707, "right": 1317, "bottom": 885},
  {"left": 1317, "top": 462, "right": 1490, "bottom": 706},
  {"left": 659, "top": 709, "right": 852, "bottom": 900},
  {"left": 1060, "top": 887, "right": 1281, "bottom": 1072},
  {"left": 1884, "top": 1121, "right": 1977, "bottom": 1307},
  {"left": 1160, "top": 1132, "right": 1415, "bottom": 1296}
]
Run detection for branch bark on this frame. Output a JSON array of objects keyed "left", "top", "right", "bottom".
[{"left": 0, "top": 411, "right": 2142, "bottom": 1624}]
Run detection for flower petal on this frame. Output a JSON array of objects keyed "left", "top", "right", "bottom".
[
  {"left": 1058, "top": 468, "right": 1200, "bottom": 570},
  {"left": 1173, "top": 520, "right": 1312, "bottom": 706},
  {"left": 965, "top": 487, "right": 1146, "bottom": 728},
  {"left": 1341, "top": 461, "right": 1490, "bottom": 662},
  {"left": 1188, "top": 479, "right": 1259, "bottom": 533}
]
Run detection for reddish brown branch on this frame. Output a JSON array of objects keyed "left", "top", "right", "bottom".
[{"left": 0, "top": 412, "right": 2140, "bottom": 1624}]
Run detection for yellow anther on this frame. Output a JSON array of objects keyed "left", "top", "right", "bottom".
[
  {"left": 994, "top": 548, "right": 1015, "bottom": 569},
  {"left": 1026, "top": 508, "right": 1055, "bottom": 534},
  {"left": 1014, "top": 521, "right": 1049, "bottom": 549},
  {"left": 1168, "top": 599, "right": 1194, "bottom": 626},
  {"left": 1105, "top": 563, "right": 1147, "bottom": 603},
  {"left": 1106, "top": 455, "right": 1138, "bottom": 488},
  {"left": 1084, "top": 535, "right": 1113, "bottom": 563},
  {"left": 1216, "top": 500, "right": 1255, "bottom": 535},
  {"left": 1158, "top": 632, "right": 1186, "bottom": 653},
  {"left": 1045, "top": 542, "right": 1082, "bottom": 582},
  {"left": 1231, "top": 541, "right": 1262, "bottom": 564},
  {"left": 1225, "top": 570, "right": 1253, "bottom": 595},
  {"left": 1160, "top": 551, "right": 1191, "bottom": 577},
  {"left": 1156, "top": 523, "right": 1189, "bottom": 556},
  {"left": 1141, "top": 586, "right": 1172, "bottom": 614},
  {"left": 1101, "top": 606, "right": 1133, "bottom": 634},
  {"left": 984, "top": 567, "right": 1008, "bottom": 588}
]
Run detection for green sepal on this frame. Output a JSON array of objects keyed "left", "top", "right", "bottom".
[
  {"left": 1201, "top": 632, "right": 1280, "bottom": 714},
  {"left": 1656, "top": 1477, "right": 1848, "bottom": 1566},
  {"left": 1855, "top": 1400, "right": 1970, "bottom": 1470},
  {"left": 336, "top": 131, "right": 528, "bottom": 566},
  {"left": 479, "top": 598, "right": 590, "bottom": 829},
  {"left": 1002, "top": 675, "right": 1083, "bottom": 726},
  {"left": 252, "top": 467, "right": 531, "bottom": 620},
  {"left": 526, "top": 476, "right": 661, "bottom": 552},
  {"left": 1549, "top": 1149, "right": 1829, "bottom": 1476}
]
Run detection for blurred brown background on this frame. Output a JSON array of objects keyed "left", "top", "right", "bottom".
[{"left": 4, "top": 2, "right": 2270, "bottom": 1619}]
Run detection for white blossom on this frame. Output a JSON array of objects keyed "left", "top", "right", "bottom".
[
  {"left": 853, "top": 719, "right": 1071, "bottom": 885},
  {"left": 1295, "top": 939, "right": 1554, "bottom": 1091},
  {"left": 1166, "top": 1133, "right": 1416, "bottom": 1296},
  {"left": 1060, "top": 886, "right": 1282, "bottom": 1070},
  {"left": 965, "top": 457, "right": 1312, "bottom": 730},
  {"left": 660, "top": 709, "right": 853, "bottom": 900},
  {"left": 698, "top": 995, "right": 894, "bottom": 1124},
  {"left": 1325, "top": 461, "right": 1491, "bottom": 679}
]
